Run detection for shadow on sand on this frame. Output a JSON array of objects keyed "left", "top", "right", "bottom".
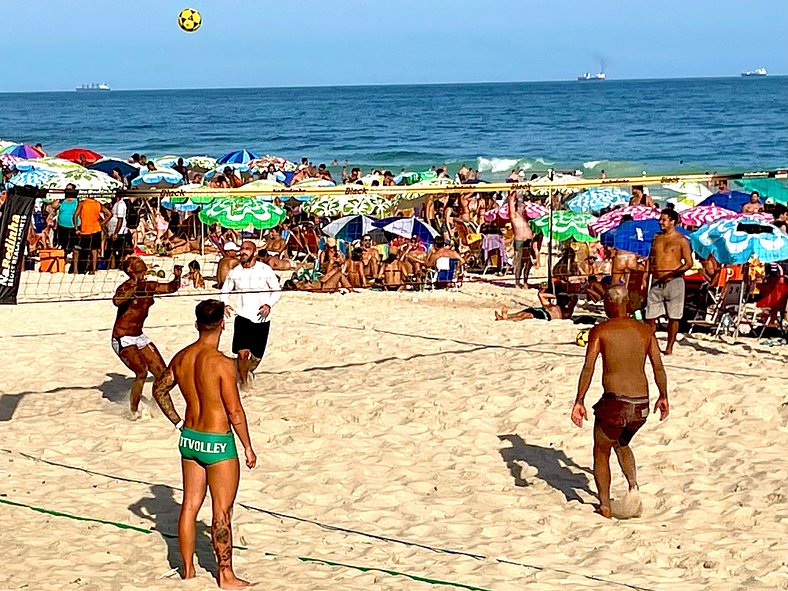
[{"left": 498, "top": 433, "right": 594, "bottom": 503}]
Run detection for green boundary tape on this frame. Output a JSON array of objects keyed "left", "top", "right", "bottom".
[{"left": 0, "top": 496, "right": 491, "bottom": 591}]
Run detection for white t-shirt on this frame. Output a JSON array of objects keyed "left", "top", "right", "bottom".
[
  {"left": 221, "top": 261, "right": 281, "bottom": 323},
  {"left": 108, "top": 200, "right": 128, "bottom": 235}
]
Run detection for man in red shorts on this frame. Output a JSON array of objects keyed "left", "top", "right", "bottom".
[{"left": 571, "top": 286, "right": 670, "bottom": 518}]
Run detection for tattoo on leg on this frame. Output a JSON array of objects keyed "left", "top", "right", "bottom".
[{"left": 212, "top": 515, "right": 233, "bottom": 572}]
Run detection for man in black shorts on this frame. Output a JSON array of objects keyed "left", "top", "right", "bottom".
[{"left": 221, "top": 240, "right": 281, "bottom": 390}]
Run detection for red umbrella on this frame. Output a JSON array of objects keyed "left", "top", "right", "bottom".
[{"left": 56, "top": 147, "right": 103, "bottom": 165}]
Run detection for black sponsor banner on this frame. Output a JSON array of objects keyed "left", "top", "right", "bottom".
[{"left": 0, "top": 187, "right": 37, "bottom": 305}]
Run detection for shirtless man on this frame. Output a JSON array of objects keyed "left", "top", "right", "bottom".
[
  {"left": 258, "top": 249, "right": 293, "bottom": 272},
  {"left": 265, "top": 227, "right": 287, "bottom": 257},
  {"left": 741, "top": 191, "right": 763, "bottom": 215},
  {"left": 360, "top": 234, "right": 381, "bottom": 279},
  {"left": 152, "top": 300, "right": 256, "bottom": 589},
  {"left": 425, "top": 237, "right": 464, "bottom": 269},
  {"left": 508, "top": 191, "right": 535, "bottom": 289},
  {"left": 646, "top": 209, "right": 693, "bottom": 355},
  {"left": 495, "top": 290, "right": 578, "bottom": 321},
  {"left": 215, "top": 242, "right": 240, "bottom": 289},
  {"left": 571, "top": 286, "right": 669, "bottom": 518},
  {"left": 112, "top": 257, "right": 182, "bottom": 415}
]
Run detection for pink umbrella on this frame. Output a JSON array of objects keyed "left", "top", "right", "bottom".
[
  {"left": 679, "top": 205, "right": 737, "bottom": 227},
  {"left": 588, "top": 205, "right": 660, "bottom": 236},
  {"left": 0, "top": 153, "right": 23, "bottom": 168},
  {"left": 483, "top": 201, "right": 548, "bottom": 223},
  {"left": 735, "top": 212, "right": 774, "bottom": 223}
]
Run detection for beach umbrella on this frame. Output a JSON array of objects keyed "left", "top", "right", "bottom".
[
  {"left": 691, "top": 217, "right": 788, "bottom": 265},
  {"left": 239, "top": 178, "right": 286, "bottom": 201},
  {"left": 15, "top": 157, "right": 84, "bottom": 173},
  {"left": 2, "top": 144, "right": 44, "bottom": 159},
  {"left": 0, "top": 140, "right": 18, "bottom": 152},
  {"left": 735, "top": 179, "right": 788, "bottom": 206},
  {"left": 0, "top": 153, "right": 24, "bottom": 168},
  {"left": 203, "top": 162, "right": 250, "bottom": 181},
  {"left": 7, "top": 169, "right": 57, "bottom": 188},
  {"left": 89, "top": 158, "right": 140, "bottom": 180},
  {"left": 217, "top": 149, "right": 259, "bottom": 165},
  {"left": 601, "top": 219, "right": 689, "bottom": 257},
  {"left": 153, "top": 155, "right": 190, "bottom": 169},
  {"left": 588, "top": 205, "right": 660, "bottom": 236},
  {"left": 323, "top": 215, "right": 379, "bottom": 242},
  {"left": 698, "top": 191, "right": 750, "bottom": 212},
  {"left": 396, "top": 177, "right": 456, "bottom": 207},
  {"left": 290, "top": 178, "right": 337, "bottom": 202},
  {"left": 162, "top": 197, "right": 200, "bottom": 212},
  {"left": 566, "top": 187, "right": 630, "bottom": 214},
  {"left": 531, "top": 211, "right": 596, "bottom": 243},
  {"left": 375, "top": 216, "right": 439, "bottom": 244},
  {"left": 394, "top": 170, "right": 438, "bottom": 185},
  {"left": 527, "top": 173, "right": 577, "bottom": 196},
  {"left": 483, "top": 201, "right": 548, "bottom": 222},
  {"left": 40, "top": 168, "right": 123, "bottom": 192},
  {"left": 55, "top": 147, "right": 103, "bottom": 165},
  {"left": 248, "top": 155, "right": 296, "bottom": 173},
  {"left": 663, "top": 181, "right": 713, "bottom": 206},
  {"left": 680, "top": 205, "right": 737, "bottom": 227},
  {"left": 131, "top": 168, "right": 184, "bottom": 189},
  {"left": 303, "top": 192, "right": 391, "bottom": 217},
  {"left": 185, "top": 156, "right": 218, "bottom": 172},
  {"left": 198, "top": 198, "right": 286, "bottom": 230}
]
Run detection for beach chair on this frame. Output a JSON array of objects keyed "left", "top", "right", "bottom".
[
  {"left": 687, "top": 279, "right": 746, "bottom": 337},
  {"left": 751, "top": 275, "right": 788, "bottom": 338},
  {"left": 427, "top": 258, "right": 462, "bottom": 290},
  {"left": 481, "top": 234, "right": 508, "bottom": 275}
]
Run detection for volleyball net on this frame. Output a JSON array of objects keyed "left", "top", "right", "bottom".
[{"left": 2, "top": 169, "right": 786, "bottom": 304}]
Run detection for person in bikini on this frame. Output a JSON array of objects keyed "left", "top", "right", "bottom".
[
  {"left": 152, "top": 299, "right": 256, "bottom": 589},
  {"left": 112, "top": 257, "right": 182, "bottom": 416},
  {"left": 495, "top": 288, "right": 578, "bottom": 321},
  {"left": 571, "top": 286, "right": 669, "bottom": 518}
]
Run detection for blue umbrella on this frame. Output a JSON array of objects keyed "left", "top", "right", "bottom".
[
  {"left": 204, "top": 163, "right": 250, "bottom": 180},
  {"left": 217, "top": 149, "right": 259, "bottom": 165},
  {"left": 162, "top": 198, "right": 200, "bottom": 212},
  {"left": 698, "top": 191, "right": 750, "bottom": 212},
  {"left": 566, "top": 187, "right": 630, "bottom": 214},
  {"left": 375, "top": 216, "right": 439, "bottom": 244},
  {"left": 89, "top": 159, "right": 140, "bottom": 180},
  {"left": 7, "top": 169, "right": 56, "bottom": 188},
  {"left": 691, "top": 217, "right": 788, "bottom": 264},
  {"left": 601, "top": 219, "right": 689, "bottom": 257},
  {"left": 131, "top": 169, "right": 184, "bottom": 189},
  {"left": 322, "top": 215, "right": 379, "bottom": 242}
]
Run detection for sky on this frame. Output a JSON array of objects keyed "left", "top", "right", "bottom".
[{"left": 1, "top": 0, "right": 786, "bottom": 91}]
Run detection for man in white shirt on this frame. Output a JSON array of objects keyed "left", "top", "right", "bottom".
[
  {"left": 221, "top": 240, "right": 281, "bottom": 390},
  {"left": 108, "top": 194, "right": 130, "bottom": 268}
]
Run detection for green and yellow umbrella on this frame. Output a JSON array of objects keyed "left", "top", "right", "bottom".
[
  {"left": 198, "top": 198, "right": 286, "bottom": 230},
  {"left": 531, "top": 211, "right": 596, "bottom": 243}
]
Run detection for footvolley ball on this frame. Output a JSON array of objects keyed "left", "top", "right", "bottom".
[
  {"left": 575, "top": 329, "right": 590, "bottom": 347},
  {"left": 178, "top": 8, "right": 202, "bottom": 32}
]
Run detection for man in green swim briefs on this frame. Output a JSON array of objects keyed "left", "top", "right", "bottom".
[{"left": 152, "top": 299, "right": 256, "bottom": 589}]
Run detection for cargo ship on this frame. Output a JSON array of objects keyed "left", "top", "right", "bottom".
[
  {"left": 76, "top": 83, "right": 111, "bottom": 92},
  {"left": 577, "top": 72, "right": 606, "bottom": 81},
  {"left": 741, "top": 68, "right": 767, "bottom": 77}
]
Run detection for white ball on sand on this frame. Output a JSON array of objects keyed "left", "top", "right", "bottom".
[
  {"left": 610, "top": 489, "right": 643, "bottom": 519},
  {"left": 412, "top": 296, "right": 419, "bottom": 303}
]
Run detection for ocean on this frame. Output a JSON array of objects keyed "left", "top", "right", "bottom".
[{"left": 1, "top": 77, "right": 786, "bottom": 180}]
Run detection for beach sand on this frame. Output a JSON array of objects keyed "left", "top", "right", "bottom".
[{"left": 1, "top": 278, "right": 787, "bottom": 590}]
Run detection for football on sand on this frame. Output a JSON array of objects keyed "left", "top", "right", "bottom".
[
  {"left": 178, "top": 8, "right": 202, "bottom": 32},
  {"left": 575, "top": 329, "right": 590, "bottom": 347}
]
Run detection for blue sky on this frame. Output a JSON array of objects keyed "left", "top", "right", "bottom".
[{"left": 1, "top": 0, "right": 786, "bottom": 91}]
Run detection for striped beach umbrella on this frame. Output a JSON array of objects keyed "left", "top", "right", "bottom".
[
  {"left": 203, "top": 162, "right": 250, "bottom": 181},
  {"left": 691, "top": 217, "right": 788, "bottom": 265},
  {"left": 153, "top": 155, "right": 190, "bottom": 169},
  {"left": 185, "top": 156, "right": 218, "bottom": 172},
  {"left": 531, "top": 211, "right": 596, "bottom": 243},
  {"left": 2, "top": 144, "right": 44, "bottom": 159},
  {"left": 198, "top": 198, "right": 286, "bottom": 230},
  {"left": 15, "top": 157, "right": 83, "bottom": 173},
  {"left": 588, "top": 205, "right": 660, "bottom": 236},
  {"left": 217, "top": 149, "right": 259, "bottom": 165},
  {"left": 679, "top": 205, "right": 737, "bottom": 227},
  {"left": 7, "top": 169, "right": 57, "bottom": 188},
  {"left": 131, "top": 168, "right": 184, "bottom": 189},
  {"left": 483, "top": 201, "right": 548, "bottom": 222},
  {"left": 566, "top": 187, "right": 630, "bottom": 214}
]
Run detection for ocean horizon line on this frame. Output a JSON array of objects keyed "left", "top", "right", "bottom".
[{"left": 2, "top": 74, "right": 786, "bottom": 95}]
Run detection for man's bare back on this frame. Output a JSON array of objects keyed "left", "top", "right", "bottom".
[{"left": 592, "top": 318, "right": 653, "bottom": 397}]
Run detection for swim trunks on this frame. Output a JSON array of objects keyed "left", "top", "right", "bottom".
[
  {"left": 646, "top": 277, "right": 685, "bottom": 320},
  {"left": 514, "top": 239, "right": 532, "bottom": 251},
  {"left": 593, "top": 392, "right": 649, "bottom": 446},
  {"left": 178, "top": 427, "right": 237, "bottom": 466},
  {"left": 111, "top": 333, "right": 153, "bottom": 355},
  {"left": 522, "top": 306, "right": 551, "bottom": 321}
]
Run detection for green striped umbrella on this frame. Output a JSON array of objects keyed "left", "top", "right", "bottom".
[
  {"left": 198, "top": 198, "right": 286, "bottom": 230},
  {"left": 531, "top": 211, "right": 596, "bottom": 242}
]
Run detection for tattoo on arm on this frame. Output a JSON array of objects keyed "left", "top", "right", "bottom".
[{"left": 152, "top": 368, "right": 181, "bottom": 426}]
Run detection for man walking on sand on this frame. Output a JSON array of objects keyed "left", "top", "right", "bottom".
[
  {"left": 507, "top": 190, "right": 535, "bottom": 288},
  {"left": 152, "top": 299, "right": 256, "bottom": 589},
  {"left": 221, "top": 240, "right": 281, "bottom": 390},
  {"left": 645, "top": 208, "right": 693, "bottom": 355},
  {"left": 571, "top": 286, "right": 669, "bottom": 518}
]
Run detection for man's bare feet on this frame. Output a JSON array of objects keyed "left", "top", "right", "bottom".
[
  {"left": 595, "top": 505, "right": 612, "bottom": 519},
  {"left": 182, "top": 566, "right": 196, "bottom": 580},
  {"left": 219, "top": 574, "right": 252, "bottom": 589},
  {"left": 663, "top": 347, "right": 673, "bottom": 356},
  {"left": 494, "top": 307, "right": 509, "bottom": 321}
]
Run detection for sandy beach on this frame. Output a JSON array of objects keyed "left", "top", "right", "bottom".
[{"left": 1, "top": 280, "right": 787, "bottom": 591}]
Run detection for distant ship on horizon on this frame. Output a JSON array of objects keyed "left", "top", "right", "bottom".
[
  {"left": 741, "top": 68, "right": 767, "bottom": 77},
  {"left": 577, "top": 72, "right": 606, "bottom": 81},
  {"left": 76, "top": 83, "right": 110, "bottom": 92}
]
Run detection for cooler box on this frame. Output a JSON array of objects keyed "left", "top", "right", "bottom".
[{"left": 39, "top": 248, "right": 66, "bottom": 273}]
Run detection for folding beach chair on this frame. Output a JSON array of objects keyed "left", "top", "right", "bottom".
[
  {"left": 427, "top": 257, "right": 462, "bottom": 290},
  {"left": 687, "top": 279, "right": 746, "bottom": 337}
]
